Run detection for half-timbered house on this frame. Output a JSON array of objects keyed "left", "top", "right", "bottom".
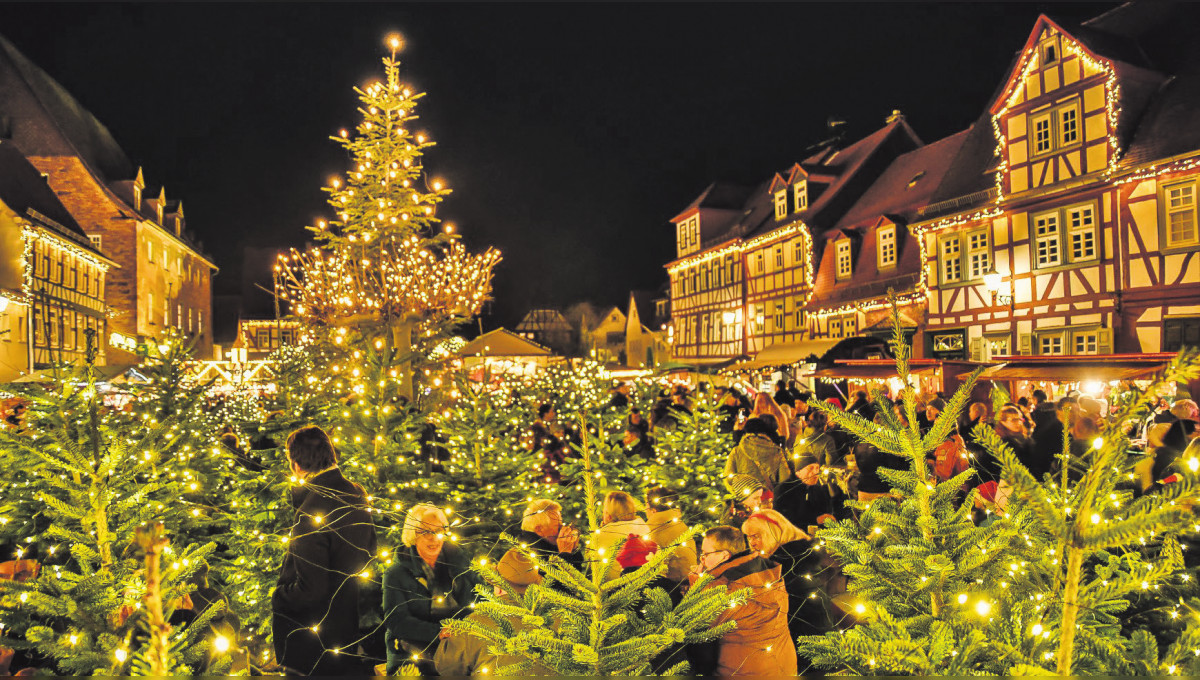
[{"left": 913, "top": 5, "right": 1200, "bottom": 365}]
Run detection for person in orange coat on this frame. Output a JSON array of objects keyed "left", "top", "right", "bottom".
[{"left": 687, "top": 526, "right": 798, "bottom": 676}]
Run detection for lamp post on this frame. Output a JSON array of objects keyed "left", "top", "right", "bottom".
[{"left": 983, "top": 264, "right": 1016, "bottom": 356}]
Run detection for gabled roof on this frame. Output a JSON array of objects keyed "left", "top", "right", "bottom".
[
  {"left": 671, "top": 181, "right": 755, "bottom": 223},
  {"left": 458, "top": 328, "right": 552, "bottom": 358},
  {"left": 0, "top": 34, "right": 133, "bottom": 182},
  {"left": 0, "top": 139, "right": 97, "bottom": 251},
  {"left": 919, "top": 114, "right": 999, "bottom": 217},
  {"left": 833, "top": 129, "right": 971, "bottom": 231},
  {"left": 515, "top": 309, "right": 572, "bottom": 333}
]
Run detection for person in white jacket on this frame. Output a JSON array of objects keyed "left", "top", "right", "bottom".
[{"left": 590, "top": 491, "right": 650, "bottom": 581}]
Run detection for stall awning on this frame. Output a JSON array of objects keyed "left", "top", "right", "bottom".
[
  {"left": 962, "top": 354, "right": 1174, "bottom": 382},
  {"left": 728, "top": 339, "right": 842, "bottom": 370},
  {"left": 811, "top": 363, "right": 939, "bottom": 381}
]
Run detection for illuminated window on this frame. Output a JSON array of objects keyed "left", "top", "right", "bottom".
[
  {"left": 877, "top": 225, "right": 896, "bottom": 269},
  {"left": 257, "top": 329, "right": 271, "bottom": 348},
  {"left": 1034, "top": 212, "right": 1062, "bottom": 267},
  {"left": 773, "top": 302, "right": 784, "bottom": 331},
  {"left": 1029, "top": 98, "right": 1081, "bottom": 158},
  {"left": 1067, "top": 205, "right": 1097, "bottom": 261},
  {"left": 1165, "top": 181, "right": 1198, "bottom": 248},
  {"left": 774, "top": 245, "right": 783, "bottom": 269},
  {"left": 774, "top": 190, "right": 787, "bottom": 220},
  {"left": 1073, "top": 331, "right": 1099, "bottom": 355},
  {"left": 792, "top": 239, "right": 804, "bottom": 266},
  {"left": 148, "top": 293, "right": 155, "bottom": 324},
  {"left": 754, "top": 252, "right": 764, "bottom": 275},
  {"left": 829, "top": 317, "right": 842, "bottom": 338},
  {"left": 176, "top": 304, "right": 182, "bottom": 327},
  {"left": 835, "top": 239, "right": 852, "bottom": 280},
  {"left": 843, "top": 314, "right": 857, "bottom": 337},
  {"left": 1039, "top": 333, "right": 1064, "bottom": 355},
  {"left": 1040, "top": 36, "right": 1059, "bottom": 65},
  {"left": 198, "top": 310, "right": 204, "bottom": 335},
  {"left": 967, "top": 229, "right": 991, "bottom": 279},
  {"left": 940, "top": 235, "right": 962, "bottom": 284},
  {"left": 986, "top": 335, "right": 1010, "bottom": 359},
  {"left": 147, "top": 241, "right": 154, "bottom": 264},
  {"left": 89, "top": 235, "right": 102, "bottom": 251},
  {"left": 794, "top": 181, "right": 808, "bottom": 212}
]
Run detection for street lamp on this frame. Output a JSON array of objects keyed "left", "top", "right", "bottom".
[{"left": 983, "top": 264, "right": 1016, "bottom": 355}]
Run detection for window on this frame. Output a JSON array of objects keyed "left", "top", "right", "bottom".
[
  {"left": 940, "top": 236, "right": 962, "bottom": 284},
  {"left": 256, "top": 329, "right": 271, "bottom": 348},
  {"left": 176, "top": 304, "right": 182, "bottom": 327},
  {"left": 986, "top": 335, "right": 1010, "bottom": 359},
  {"left": 148, "top": 293, "right": 155, "bottom": 324},
  {"left": 932, "top": 333, "right": 965, "bottom": 353},
  {"left": 829, "top": 317, "right": 842, "bottom": 339},
  {"left": 1029, "top": 98, "right": 1082, "bottom": 157},
  {"left": 1073, "top": 331, "right": 1099, "bottom": 355},
  {"left": 967, "top": 229, "right": 991, "bottom": 279},
  {"left": 835, "top": 239, "right": 852, "bottom": 280},
  {"left": 1164, "top": 317, "right": 1200, "bottom": 351},
  {"left": 1039, "top": 334, "right": 1064, "bottom": 355},
  {"left": 751, "top": 305, "right": 764, "bottom": 333},
  {"left": 1035, "top": 202, "right": 1099, "bottom": 267},
  {"left": 1032, "top": 114, "right": 1053, "bottom": 155},
  {"left": 794, "top": 306, "right": 803, "bottom": 330},
  {"left": 188, "top": 308, "right": 194, "bottom": 333},
  {"left": 773, "top": 190, "right": 787, "bottom": 220},
  {"left": 1059, "top": 104, "right": 1079, "bottom": 147},
  {"left": 792, "top": 239, "right": 804, "bottom": 266},
  {"left": 878, "top": 225, "right": 897, "bottom": 269},
  {"left": 1040, "top": 36, "right": 1060, "bottom": 65},
  {"left": 794, "top": 181, "right": 808, "bottom": 212},
  {"left": 198, "top": 310, "right": 204, "bottom": 335},
  {"left": 1067, "top": 205, "right": 1097, "bottom": 260},
  {"left": 773, "top": 302, "right": 784, "bottom": 331},
  {"left": 89, "top": 235, "right": 102, "bottom": 251},
  {"left": 147, "top": 241, "right": 154, "bottom": 264},
  {"left": 774, "top": 245, "right": 783, "bottom": 269},
  {"left": 163, "top": 299, "right": 169, "bottom": 326},
  {"left": 133, "top": 186, "right": 142, "bottom": 210},
  {"left": 843, "top": 314, "right": 857, "bottom": 337},
  {"left": 700, "top": 314, "right": 710, "bottom": 342},
  {"left": 1165, "top": 181, "right": 1198, "bottom": 248},
  {"left": 754, "top": 252, "right": 764, "bottom": 275},
  {"left": 1034, "top": 212, "right": 1062, "bottom": 267}
]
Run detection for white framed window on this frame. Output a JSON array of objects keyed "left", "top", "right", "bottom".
[
  {"left": 774, "top": 245, "right": 783, "bottom": 270},
  {"left": 843, "top": 314, "right": 857, "bottom": 337},
  {"left": 1073, "top": 330, "right": 1099, "bottom": 355},
  {"left": 1059, "top": 104, "right": 1079, "bottom": 147},
  {"left": 1040, "top": 36, "right": 1060, "bottom": 65},
  {"left": 794, "top": 306, "right": 804, "bottom": 329},
  {"left": 774, "top": 190, "right": 787, "bottom": 220},
  {"left": 1033, "top": 211, "right": 1062, "bottom": 267},
  {"left": 986, "top": 335, "right": 1010, "bottom": 359},
  {"left": 773, "top": 302, "right": 784, "bottom": 331},
  {"left": 829, "top": 317, "right": 843, "bottom": 339},
  {"left": 198, "top": 310, "right": 204, "bottom": 335},
  {"left": 877, "top": 225, "right": 897, "bottom": 269},
  {"left": 794, "top": 180, "right": 808, "bottom": 212},
  {"left": 163, "top": 299, "right": 169, "bottom": 326},
  {"left": 967, "top": 229, "right": 991, "bottom": 279},
  {"left": 1067, "top": 205, "right": 1097, "bottom": 261},
  {"left": 1165, "top": 181, "right": 1198, "bottom": 248},
  {"left": 89, "top": 235, "right": 102, "bottom": 251},
  {"left": 1039, "top": 333, "right": 1065, "bottom": 356},
  {"left": 940, "top": 235, "right": 962, "bottom": 284},
  {"left": 256, "top": 328, "right": 271, "bottom": 348},
  {"left": 176, "top": 304, "right": 182, "bottom": 327},
  {"left": 700, "top": 314, "right": 710, "bottom": 343},
  {"left": 148, "top": 293, "right": 155, "bottom": 324},
  {"left": 792, "top": 238, "right": 804, "bottom": 266},
  {"left": 750, "top": 304, "right": 763, "bottom": 333},
  {"left": 1032, "top": 113, "right": 1053, "bottom": 155},
  {"left": 754, "top": 252, "right": 764, "bottom": 275},
  {"left": 835, "top": 239, "right": 852, "bottom": 280}
]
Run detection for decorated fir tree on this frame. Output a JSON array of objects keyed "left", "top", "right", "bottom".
[
  {"left": 443, "top": 414, "right": 745, "bottom": 675},
  {"left": 797, "top": 305, "right": 1200, "bottom": 675}
]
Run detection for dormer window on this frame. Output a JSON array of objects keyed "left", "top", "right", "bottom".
[
  {"left": 156, "top": 204, "right": 164, "bottom": 224},
  {"left": 133, "top": 186, "right": 142, "bottom": 210},
  {"left": 877, "top": 225, "right": 897, "bottom": 269},
  {"left": 835, "top": 239, "right": 852, "bottom": 280},
  {"left": 773, "top": 190, "right": 787, "bottom": 220},
  {"left": 793, "top": 180, "right": 808, "bottom": 212},
  {"left": 676, "top": 215, "right": 700, "bottom": 257},
  {"left": 1040, "top": 35, "right": 1060, "bottom": 65}
]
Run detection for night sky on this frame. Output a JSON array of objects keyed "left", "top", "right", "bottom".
[{"left": 7, "top": 2, "right": 1118, "bottom": 329}]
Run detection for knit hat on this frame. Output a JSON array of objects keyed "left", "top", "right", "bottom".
[
  {"left": 728, "top": 474, "right": 766, "bottom": 501},
  {"left": 615, "top": 534, "right": 659, "bottom": 570},
  {"left": 928, "top": 398, "right": 947, "bottom": 411},
  {"left": 496, "top": 549, "right": 541, "bottom": 595}
]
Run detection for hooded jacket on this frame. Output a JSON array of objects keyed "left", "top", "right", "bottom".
[{"left": 724, "top": 433, "right": 791, "bottom": 493}]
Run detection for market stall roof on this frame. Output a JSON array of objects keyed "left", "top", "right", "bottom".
[
  {"left": 727, "top": 338, "right": 842, "bottom": 371},
  {"left": 962, "top": 354, "right": 1175, "bottom": 382},
  {"left": 456, "top": 328, "right": 552, "bottom": 358},
  {"left": 811, "top": 360, "right": 941, "bottom": 381}
]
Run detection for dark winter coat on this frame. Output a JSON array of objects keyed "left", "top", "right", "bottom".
[
  {"left": 512, "top": 528, "right": 586, "bottom": 574},
  {"left": 771, "top": 539, "right": 846, "bottom": 639},
  {"left": 775, "top": 477, "right": 847, "bottom": 531},
  {"left": 853, "top": 441, "right": 906, "bottom": 495},
  {"left": 382, "top": 542, "right": 481, "bottom": 673},
  {"left": 271, "top": 467, "right": 376, "bottom": 675}
]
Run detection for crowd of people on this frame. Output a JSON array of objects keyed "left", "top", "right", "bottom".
[{"left": 266, "top": 377, "right": 1200, "bottom": 676}]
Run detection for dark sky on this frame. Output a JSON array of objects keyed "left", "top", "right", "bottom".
[{"left": 7, "top": 2, "right": 1118, "bottom": 328}]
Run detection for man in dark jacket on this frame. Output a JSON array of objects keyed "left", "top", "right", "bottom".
[
  {"left": 773, "top": 380, "right": 796, "bottom": 408},
  {"left": 272, "top": 426, "right": 377, "bottom": 675}
]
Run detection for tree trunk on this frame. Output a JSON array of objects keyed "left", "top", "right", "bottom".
[
  {"left": 1056, "top": 544, "right": 1083, "bottom": 674},
  {"left": 391, "top": 319, "right": 415, "bottom": 405}
]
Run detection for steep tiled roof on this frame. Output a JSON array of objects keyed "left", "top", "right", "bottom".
[
  {"left": 1122, "top": 71, "right": 1200, "bottom": 166},
  {"left": 0, "top": 139, "right": 91, "bottom": 245},
  {"left": 0, "top": 34, "right": 133, "bottom": 182},
  {"left": 833, "top": 129, "right": 970, "bottom": 231}
]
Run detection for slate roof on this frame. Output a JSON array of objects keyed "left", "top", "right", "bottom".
[
  {"left": 0, "top": 139, "right": 97, "bottom": 252},
  {"left": 0, "top": 34, "right": 133, "bottom": 183}
]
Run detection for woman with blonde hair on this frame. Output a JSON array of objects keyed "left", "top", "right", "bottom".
[
  {"left": 742, "top": 509, "right": 844, "bottom": 639},
  {"left": 591, "top": 490, "right": 650, "bottom": 581},
  {"left": 750, "top": 392, "right": 790, "bottom": 443},
  {"left": 382, "top": 504, "right": 480, "bottom": 674}
]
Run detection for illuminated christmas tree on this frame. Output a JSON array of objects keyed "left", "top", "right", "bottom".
[{"left": 275, "top": 34, "right": 500, "bottom": 408}]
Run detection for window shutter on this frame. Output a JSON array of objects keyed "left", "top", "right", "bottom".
[
  {"left": 1097, "top": 328, "right": 1113, "bottom": 354},
  {"left": 969, "top": 337, "right": 985, "bottom": 362},
  {"left": 1018, "top": 333, "right": 1033, "bottom": 356}
]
